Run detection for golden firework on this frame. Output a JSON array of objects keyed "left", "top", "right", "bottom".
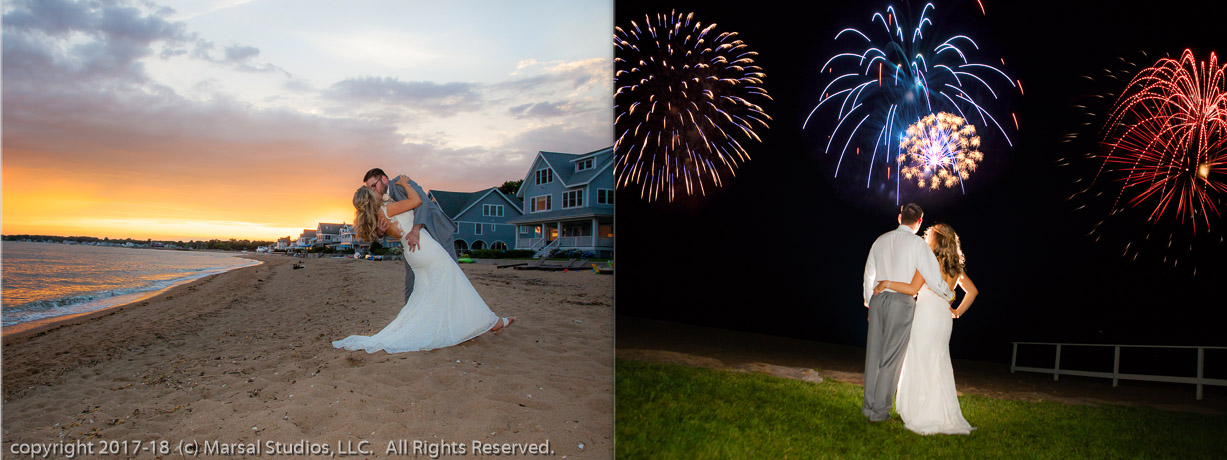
[{"left": 897, "top": 112, "right": 983, "bottom": 190}]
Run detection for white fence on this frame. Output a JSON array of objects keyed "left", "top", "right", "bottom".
[{"left": 1010, "top": 342, "right": 1227, "bottom": 400}]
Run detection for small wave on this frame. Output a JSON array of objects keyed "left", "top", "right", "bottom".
[{"left": 2, "top": 260, "right": 259, "bottom": 326}]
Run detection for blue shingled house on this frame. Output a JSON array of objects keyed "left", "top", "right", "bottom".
[
  {"left": 428, "top": 187, "right": 524, "bottom": 255},
  {"left": 510, "top": 147, "right": 614, "bottom": 258}
]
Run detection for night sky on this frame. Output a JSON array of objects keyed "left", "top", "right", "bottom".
[{"left": 614, "top": 0, "right": 1227, "bottom": 363}]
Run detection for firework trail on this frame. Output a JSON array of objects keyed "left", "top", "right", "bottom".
[
  {"left": 613, "top": 10, "right": 772, "bottom": 202},
  {"left": 898, "top": 112, "right": 983, "bottom": 189},
  {"left": 1063, "top": 49, "right": 1226, "bottom": 272},
  {"left": 1097, "top": 49, "right": 1226, "bottom": 231},
  {"left": 804, "top": 1, "right": 1017, "bottom": 201}
]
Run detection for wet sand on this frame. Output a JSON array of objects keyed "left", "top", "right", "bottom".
[{"left": 2, "top": 256, "right": 613, "bottom": 457}]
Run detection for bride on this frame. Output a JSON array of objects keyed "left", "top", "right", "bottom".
[
  {"left": 333, "top": 176, "right": 514, "bottom": 353},
  {"left": 873, "top": 222, "right": 978, "bottom": 435}
]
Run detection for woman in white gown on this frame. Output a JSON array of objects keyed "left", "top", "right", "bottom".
[
  {"left": 333, "top": 177, "right": 514, "bottom": 353},
  {"left": 873, "top": 223, "right": 979, "bottom": 435}
]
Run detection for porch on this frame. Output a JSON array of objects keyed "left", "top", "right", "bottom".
[{"left": 513, "top": 217, "right": 613, "bottom": 257}]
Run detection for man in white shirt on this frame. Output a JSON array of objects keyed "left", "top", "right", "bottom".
[{"left": 861, "top": 203, "right": 954, "bottom": 422}]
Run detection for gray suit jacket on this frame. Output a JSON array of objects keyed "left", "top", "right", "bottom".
[{"left": 388, "top": 175, "right": 458, "bottom": 262}]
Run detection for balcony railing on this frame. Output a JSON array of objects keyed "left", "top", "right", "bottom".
[
  {"left": 517, "top": 236, "right": 614, "bottom": 250},
  {"left": 516, "top": 237, "right": 545, "bottom": 250}
]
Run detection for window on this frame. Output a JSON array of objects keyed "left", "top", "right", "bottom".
[
  {"left": 519, "top": 225, "right": 533, "bottom": 234},
  {"left": 562, "top": 190, "right": 584, "bottom": 209},
  {"left": 597, "top": 189, "right": 614, "bottom": 205},
  {"left": 534, "top": 168, "right": 553, "bottom": 185},
  {"left": 488, "top": 223, "right": 497, "bottom": 232},
  {"left": 483, "top": 204, "right": 504, "bottom": 217},
  {"left": 474, "top": 223, "right": 482, "bottom": 235},
  {"left": 576, "top": 158, "right": 594, "bottom": 171},
  {"left": 531, "top": 195, "right": 552, "bottom": 212}
]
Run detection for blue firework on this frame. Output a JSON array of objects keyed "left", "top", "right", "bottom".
[{"left": 804, "top": 1, "right": 1019, "bottom": 199}]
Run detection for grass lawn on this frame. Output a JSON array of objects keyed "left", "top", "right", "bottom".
[{"left": 616, "top": 359, "right": 1227, "bottom": 459}]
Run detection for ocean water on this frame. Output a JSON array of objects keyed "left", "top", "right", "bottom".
[{"left": 1, "top": 241, "right": 261, "bottom": 332}]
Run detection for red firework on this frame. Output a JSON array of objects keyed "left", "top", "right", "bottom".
[{"left": 1098, "top": 49, "right": 1227, "bottom": 232}]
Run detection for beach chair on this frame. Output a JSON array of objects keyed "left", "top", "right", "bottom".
[
  {"left": 511, "top": 256, "right": 552, "bottom": 271},
  {"left": 497, "top": 259, "right": 532, "bottom": 269}
]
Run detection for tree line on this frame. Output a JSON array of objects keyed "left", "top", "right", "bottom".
[{"left": 2, "top": 235, "right": 274, "bottom": 251}]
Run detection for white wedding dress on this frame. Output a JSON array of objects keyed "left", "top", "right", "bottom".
[
  {"left": 332, "top": 206, "right": 499, "bottom": 353},
  {"left": 895, "top": 284, "right": 974, "bottom": 435}
]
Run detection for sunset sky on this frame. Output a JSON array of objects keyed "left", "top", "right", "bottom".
[{"left": 2, "top": 0, "right": 613, "bottom": 241}]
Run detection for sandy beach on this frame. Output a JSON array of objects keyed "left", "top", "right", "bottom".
[{"left": 3, "top": 256, "right": 613, "bottom": 457}]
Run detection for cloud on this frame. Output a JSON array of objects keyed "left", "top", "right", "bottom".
[
  {"left": 1, "top": 0, "right": 612, "bottom": 240},
  {"left": 189, "top": 40, "right": 287, "bottom": 74},
  {"left": 509, "top": 101, "right": 569, "bottom": 118},
  {"left": 324, "top": 77, "right": 484, "bottom": 116},
  {"left": 495, "top": 57, "right": 609, "bottom": 94},
  {"left": 2, "top": 0, "right": 192, "bottom": 86}
]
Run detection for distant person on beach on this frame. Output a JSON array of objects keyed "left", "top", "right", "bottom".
[
  {"left": 361, "top": 168, "right": 458, "bottom": 301},
  {"left": 333, "top": 174, "right": 514, "bottom": 353},
  {"left": 860, "top": 203, "right": 953, "bottom": 423}
]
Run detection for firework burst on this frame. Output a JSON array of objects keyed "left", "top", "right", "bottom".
[
  {"left": 1063, "top": 49, "right": 1227, "bottom": 272},
  {"left": 898, "top": 112, "right": 983, "bottom": 189},
  {"left": 613, "top": 10, "right": 772, "bottom": 202},
  {"left": 1097, "top": 49, "right": 1227, "bottom": 231},
  {"left": 804, "top": 2, "right": 1017, "bottom": 200}
]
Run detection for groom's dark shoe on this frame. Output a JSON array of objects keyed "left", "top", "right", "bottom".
[{"left": 863, "top": 405, "right": 890, "bottom": 422}]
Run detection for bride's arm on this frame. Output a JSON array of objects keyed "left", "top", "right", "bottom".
[
  {"left": 952, "top": 273, "right": 978, "bottom": 318},
  {"left": 874, "top": 270, "right": 924, "bottom": 296},
  {"left": 377, "top": 214, "right": 403, "bottom": 240},
  {"left": 385, "top": 176, "right": 423, "bottom": 216}
]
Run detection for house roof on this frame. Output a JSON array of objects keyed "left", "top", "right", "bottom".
[
  {"left": 515, "top": 146, "right": 614, "bottom": 197},
  {"left": 316, "top": 223, "right": 345, "bottom": 234},
  {"left": 430, "top": 190, "right": 476, "bottom": 219},
  {"left": 430, "top": 187, "right": 524, "bottom": 219}
]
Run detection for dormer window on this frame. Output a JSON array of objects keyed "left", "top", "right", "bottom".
[
  {"left": 576, "top": 158, "right": 594, "bottom": 172},
  {"left": 535, "top": 168, "right": 553, "bottom": 185}
]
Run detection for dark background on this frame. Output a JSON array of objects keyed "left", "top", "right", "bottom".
[{"left": 614, "top": 0, "right": 1227, "bottom": 366}]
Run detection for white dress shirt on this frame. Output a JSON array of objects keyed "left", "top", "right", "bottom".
[{"left": 863, "top": 225, "right": 954, "bottom": 306}]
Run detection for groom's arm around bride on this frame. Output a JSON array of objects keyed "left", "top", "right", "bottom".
[{"left": 386, "top": 175, "right": 458, "bottom": 261}]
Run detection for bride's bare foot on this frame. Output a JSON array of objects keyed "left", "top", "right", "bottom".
[{"left": 491, "top": 316, "right": 516, "bottom": 335}]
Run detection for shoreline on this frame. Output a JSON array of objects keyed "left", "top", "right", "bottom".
[{"left": 1, "top": 257, "right": 266, "bottom": 338}]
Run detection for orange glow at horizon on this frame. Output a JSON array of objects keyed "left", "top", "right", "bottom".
[{"left": 2, "top": 164, "right": 361, "bottom": 242}]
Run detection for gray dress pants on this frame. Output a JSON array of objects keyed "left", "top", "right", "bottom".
[{"left": 862, "top": 291, "right": 916, "bottom": 421}]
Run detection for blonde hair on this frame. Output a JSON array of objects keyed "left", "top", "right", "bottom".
[
  {"left": 925, "top": 223, "right": 965, "bottom": 279},
  {"left": 353, "top": 186, "right": 381, "bottom": 242}
]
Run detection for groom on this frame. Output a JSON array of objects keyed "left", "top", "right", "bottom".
[
  {"left": 363, "top": 168, "right": 458, "bottom": 302},
  {"left": 860, "top": 203, "right": 954, "bottom": 422}
]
